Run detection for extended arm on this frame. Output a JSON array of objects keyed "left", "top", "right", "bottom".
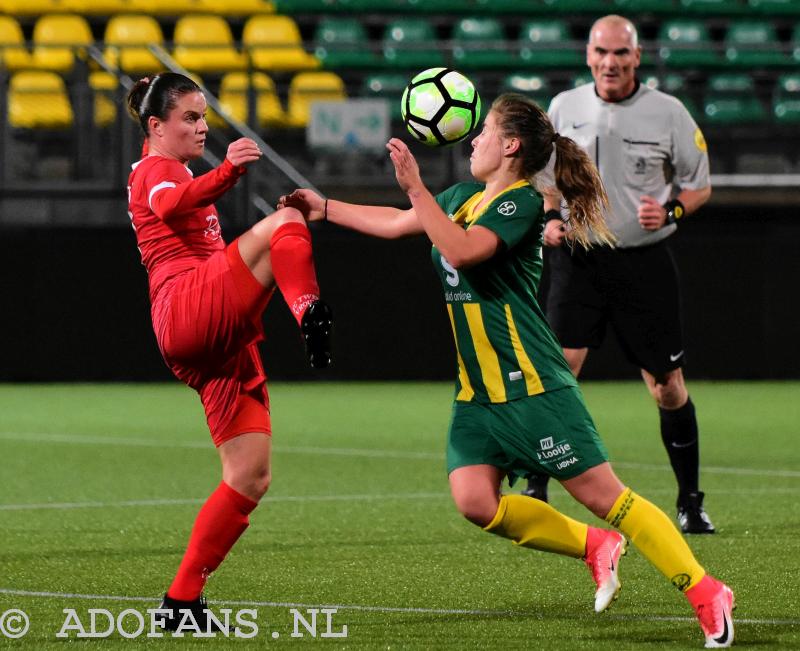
[
  {"left": 279, "top": 189, "right": 424, "bottom": 239},
  {"left": 388, "top": 138, "right": 500, "bottom": 268},
  {"left": 148, "top": 138, "right": 261, "bottom": 222}
]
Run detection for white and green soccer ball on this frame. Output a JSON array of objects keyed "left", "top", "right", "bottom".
[{"left": 401, "top": 68, "right": 481, "bottom": 146}]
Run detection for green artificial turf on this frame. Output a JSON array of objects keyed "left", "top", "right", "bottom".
[{"left": 0, "top": 382, "right": 798, "bottom": 649}]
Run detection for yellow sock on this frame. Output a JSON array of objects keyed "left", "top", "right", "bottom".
[
  {"left": 483, "top": 494, "right": 588, "bottom": 558},
  {"left": 606, "top": 488, "right": 705, "bottom": 591}
]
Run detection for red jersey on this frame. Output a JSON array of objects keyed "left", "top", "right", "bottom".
[{"left": 127, "top": 155, "right": 246, "bottom": 301}]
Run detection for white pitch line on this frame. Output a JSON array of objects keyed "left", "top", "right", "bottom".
[
  {"left": 2, "top": 487, "right": 800, "bottom": 513},
  {"left": 2, "top": 431, "right": 800, "bottom": 477},
  {"left": 0, "top": 589, "right": 796, "bottom": 626},
  {"left": 0, "top": 493, "right": 449, "bottom": 512}
]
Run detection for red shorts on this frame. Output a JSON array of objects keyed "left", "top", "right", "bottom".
[{"left": 151, "top": 240, "right": 274, "bottom": 446}]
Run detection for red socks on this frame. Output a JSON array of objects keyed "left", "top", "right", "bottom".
[
  {"left": 269, "top": 222, "right": 320, "bottom": 325},
  {"left": 167, "top": 481, "right": 257, "bottom": 601}
]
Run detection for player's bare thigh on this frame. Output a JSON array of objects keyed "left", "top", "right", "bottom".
[
  {"left": 237, "top": 206, "right": 307, "bottom": 289},
  {"left": 219, "top": 432, "right": 272, "bottom": 502}
]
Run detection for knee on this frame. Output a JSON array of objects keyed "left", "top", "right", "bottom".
[
  {"left": 452, "top": 493, "right": 499, "bottom": 528},
  {"left": 228, "top": 465, "right": 271, "bottom": 502},
  {"left": 250, "top": 207, "right": 306, "bottom": 244},
  {"left": 647, "top": 373, "right": 686, "bottom": 409}
]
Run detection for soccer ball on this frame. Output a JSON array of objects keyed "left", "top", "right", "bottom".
[{"left": 401, "top": 68, "right": 481, "bottom": 147}]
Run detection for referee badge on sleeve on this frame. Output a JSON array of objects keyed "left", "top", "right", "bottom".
[{"left": 694, "top": 128, "right": 707, "bottom": 152}]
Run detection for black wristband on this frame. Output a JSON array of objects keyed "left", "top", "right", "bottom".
[
  {"left": 663, "top": 199, "right": 685, "bottom": 225},
  {"left": 324, "top": 198, "right": 328, "bottom": 221},
  {"left": 544, "top": 208, "right": 566, "bottom": 223}
]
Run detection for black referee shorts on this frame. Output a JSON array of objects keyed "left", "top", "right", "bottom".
[{"left": 546, "top": 240, "right": 685, "bottom": 377}]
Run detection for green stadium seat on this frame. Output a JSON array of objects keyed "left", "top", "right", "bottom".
[
  {"left": 382, "top": 19, "right": 444, "bottom": 70},
  {"left": 571, "top": 72, "right": 593, "bottom": 88},
  {"left": 273, "top": 0, "right": 344, "bottom": 12},
  {"left": 519, "top": 20, "right": 583, "bottom": 69},
  {"left": 452, "top": 17, "right": 517, "bottom": 70},
  {"left": 658, "top": 20, "right": 722, "bottom": 69},
  {"left": 614, "top": 0, "right": 677, "bottom": 13},
  {"left": 361, "top": 73, "right": 407, "bottom": 121},
  {"left": 772, "top": 74, "right": 800, "bottom": 123},
  {"left": 343, "top": 0, "right": 411, "bottom": 10},
  {"left": 541, "top": 0, "right": 612, "bottom": 13},
  {"left": 725, "top": 21, "right": 788, "bottom": 68},
  {"left": 641, "top": 71, "right": 701, "bottom": 119},
  {"left": 678, "top": 0, "right": 748, "bottom": 14},
  {"left": 314, "top": 17, "right": 380, "bottom": 70},
  {"left": 405, "top": 0, "right": 471, "bottom": 12},
  {"left": 703, "top": 73, "right": 767, "bottom": 124},
  {"left": 474, "top": 0, "right": 544, "bottom": 14},
  {"left": 791, "top": 24, "right": 800, "bottom": 64},
  {"left": 500, "top": 73, "right": 551, "bottom": 110},
  {"left": 749, "top": 0, "right": 800, "bottom": 15}
]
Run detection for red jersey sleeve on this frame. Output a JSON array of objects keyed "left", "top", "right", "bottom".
[{"left": 145, "top": 157, "right": 247, "bottom": 222}]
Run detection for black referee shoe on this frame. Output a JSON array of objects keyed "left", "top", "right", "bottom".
[
  {"left": 301, "top": 299, "right": 333, "bottom": 369},
  {"left": 677, "top": 491, "right": 716, "bottom": 534},
  {"left": 157, "top": 593, "right": 225, "bottom": 633},
  {"left": 521, "top": 474, "right": 550, "bottom": 503}
]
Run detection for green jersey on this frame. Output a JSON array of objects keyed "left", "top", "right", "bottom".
[{"left": 432, "top": 180, "right": 576, "bottom": 404}]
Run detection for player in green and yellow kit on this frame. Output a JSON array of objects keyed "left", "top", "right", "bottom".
[{"left": 280, "top": 93, "right": 735, "bottom": 648}]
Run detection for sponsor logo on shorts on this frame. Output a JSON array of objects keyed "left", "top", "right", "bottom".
[
  {"left": 537, "top": 442, "right": 572, "bottom": 460},
  {"left": 556, "top": 456, "right": 578, "bottom": 471}
]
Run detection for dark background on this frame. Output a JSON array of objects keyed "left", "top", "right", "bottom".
[{"left": 2, "top": 201, "right": 797, "bottom": 382}]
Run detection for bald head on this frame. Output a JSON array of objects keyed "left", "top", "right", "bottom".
[
  {"left": 586, "top": 14, "right": 641, "bottom": 101},
  {"left": 589, "top": 15, "right": 638, "bottom": 49}
]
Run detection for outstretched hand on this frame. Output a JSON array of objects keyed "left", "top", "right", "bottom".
[
  {"left": 278, "top": 189, "right": 325, "bottom": 222},
  {"left": 386, "top": 138, "right": 424, "bottom": 195},
  {"left": 226, "top": 138, "right": 262, "bottom": 167}
]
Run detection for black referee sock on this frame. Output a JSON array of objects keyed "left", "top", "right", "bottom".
[{"left": 659, "top": 396, "right": 699, "bottom": 503}]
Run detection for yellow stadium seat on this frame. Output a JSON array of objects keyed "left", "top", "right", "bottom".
[
  {"left": 8, "top": 70, "right": 73, "bottom": 129},
  {"left": 196, "top": 0, "right": 274, "bottom": 14},
  {"left": 125, "top": 0, "right": 203, "bottom": 14},
  {"left": 0, "top": 16, "right": 33, "bottom": 71},
  {"left": 62, "top": 0, "right": 133, "bottom": 14},
  {"left": 0, "top": 0, "right": 64, "bottom": 17},
  {"left": 285, "top": 71, "right": 345, "bottom": 128},
  {"left": 173, "top": 14, "right": 248, "bottom": 73},
  {"left": 31, "top": 14, "right": 93, "bottom": 74},
  {"left": 103, "top": 14, "right": 164, "bottom": 74},
  {"left": 243, "top": 15, "right": 320, "bottom": 73},
  {"left": 210, "top": 71, "right": 285, "bottom": 129},
  {"left": 89, "top": 70, "right": 118, "bottom": 127}
]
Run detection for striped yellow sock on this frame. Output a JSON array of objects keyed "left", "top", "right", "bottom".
[
  {"left": 483, "top": 494, "right": 588, "bottom": 558},
  {"left": 606, "top": 488, "right": 705, "bottom": 591}
]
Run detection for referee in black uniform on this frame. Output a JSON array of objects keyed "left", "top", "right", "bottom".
[{"left": 524, "top": 15, "right": 715, "bottom": 534}]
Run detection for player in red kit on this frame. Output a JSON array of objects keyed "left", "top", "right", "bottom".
[{"left": 126, "top": 72, "right": 333, "bottom": 630}]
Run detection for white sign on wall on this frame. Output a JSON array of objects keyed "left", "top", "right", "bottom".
[{"left": 308, "top": 100, "right": 390, "bottom": 152}]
